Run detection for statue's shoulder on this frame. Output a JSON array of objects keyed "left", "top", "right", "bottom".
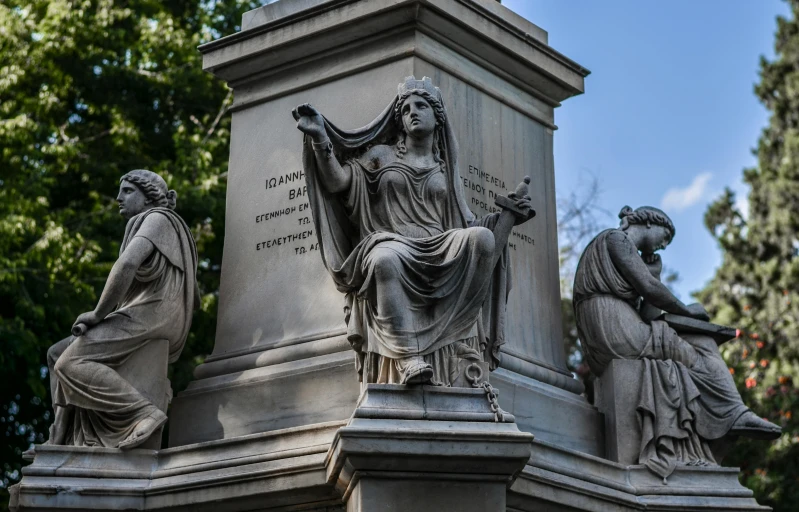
[{"left": 354, "top": 144, "right": 397, "bottom": 169}]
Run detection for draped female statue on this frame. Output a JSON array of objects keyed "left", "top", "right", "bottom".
[
  {"left": 293, "top": 76, "right": 533, "bottom": 386},
  {"left": 574, "top": 205, "right": 781, "bottom": 478},
  {"left": 46, "top": 170, "right": 198, "bottom": 449}
]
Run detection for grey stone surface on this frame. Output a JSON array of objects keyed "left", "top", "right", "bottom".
[
  {"left": 10, "top": 418, "right": 769, "bottom": 512},
  {"left": 46, "top": 170, "right": 197, "bottom": 451},
  {"left": 10, "top": 416, "right": 767, "bottom": 511},
  {"left": 190, "top": 0, "right": 588, "bottom": 395},
  {"left": 170, "top": 0, "right": 592, "bottom": 452},
  {"left": 573, "top": 205, "right": 781, "bottom": 481},
  {"left": 513, "top": 439, "right": 770, "bottom": 511},
  {"left": 327, "top": 385, "right": 533, "bottom": 511},
  {"left": 594, "top": 359, "right": 645, "bottom": 465},
  {"left": 11, "top": 422, "right": 346, "bottom": 511},
  {"left": 491, "top": 368, "right": 604, "bottom": 457},
  {"left": 169, "top": 347, "right": 360, "bottom": 446}
]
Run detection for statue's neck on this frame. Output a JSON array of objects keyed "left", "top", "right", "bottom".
[{"left": 403, "top": 134, "right": 437, "bottom": 167}]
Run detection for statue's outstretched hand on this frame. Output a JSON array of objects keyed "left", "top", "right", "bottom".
[
  {"left": 686, "top": 302, "right": 710, "bottom": 322},
  {"left": 510, "top": 194, "right": 534, "bottom": 225},
  {"left": 292, "top": 103, "right": 327, "bottom": 141}
]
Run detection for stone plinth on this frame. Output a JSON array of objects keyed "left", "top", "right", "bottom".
[
  {"left": 326, "top": 385, "right": 533, "bottom": 512},
  {"left": 10, "top": 395, "right": 766, "bottom": 511},
  {"left": 594, "top": 358, "right": 643, "bottom": 465}
]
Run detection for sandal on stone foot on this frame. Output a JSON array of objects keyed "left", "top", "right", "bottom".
[
  {"left": 118, "top": 411, "right": 167, "bottom": 450},
  {"left": 401, "top": 361, "right": 434, "bottom": 385},
  {"left": 729, "top": 411, "right": 782, "bottom": 440}
]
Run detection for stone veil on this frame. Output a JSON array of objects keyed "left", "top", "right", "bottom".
[{"left": 300, "top": 77, "right": 512, "bottom": 385}]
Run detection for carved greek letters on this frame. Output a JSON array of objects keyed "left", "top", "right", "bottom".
[
  {"left": 465, "top": 164, "right": 534, "bottom": 249},
  {"left": 256, "top": 169, "right": 315, "bottom": 256}
]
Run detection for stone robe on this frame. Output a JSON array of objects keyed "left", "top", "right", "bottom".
[
  {"left": 573, "top": 228, "right": 748, "bottom": 478},
  {"left": 49, "top": 208, "right": 197, "bottom": 447}
]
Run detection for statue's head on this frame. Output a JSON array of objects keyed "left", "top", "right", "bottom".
[
  {"left": 618, "top": 205, "right": 675, "bottom": 253},
  {"left": 117, "top": 169, "right": 177, "bottom": 220},
  {"left": 394, "top": 77, "right": 446, "bottom": 137},
  {"left": 393, "top": 76, "right": 447, "bottom": 163}
]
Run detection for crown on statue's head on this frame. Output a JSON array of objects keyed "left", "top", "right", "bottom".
[{"left": 397, "top": 76, "right": 441, "bottom": 101}]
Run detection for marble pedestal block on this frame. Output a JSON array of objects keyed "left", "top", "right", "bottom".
[
  {"left": 594, "top": 358, "right": 643, "bottom": 465},
  {"left": 326, "top": 385, "right": 533, "bottom": 512},
  {"left": 168, "top": 0, "right": 604, "bottom": 464},
  {"left": 11, "top": 388, "right": 765, "bottom": 511},
  {"left": 123, "top": 339, "right": 171, "bottom": 450}
]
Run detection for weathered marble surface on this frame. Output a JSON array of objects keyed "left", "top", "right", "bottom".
[
  {"left": 193, "top": 0, "right": 588, "bottom": 393},
  {"left": 327, "top": 385, "right": 533, "bottom": 512},
  {"left": 10, "top": 416, "right": 767, "bottom": 511},
  {"left": 169, "top": 0, "right": 593, "bottom": 451},
  {"left": 46, "top": 170, "right": 197, "bottom": 451}
]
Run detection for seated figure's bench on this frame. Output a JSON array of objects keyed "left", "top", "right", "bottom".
[{"left": 117, "top": 338, "right": 172, "bottom": 449}]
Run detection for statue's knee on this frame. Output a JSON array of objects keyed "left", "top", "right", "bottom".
[
  {"left": 371, "top": 247, "right": 401, "bottom": 282},
  {"left": 53, "top": 355, "right": 70, "bottom": 379},
  {"left": 469, "top": 227, "right": 494, "bottom": 258}
]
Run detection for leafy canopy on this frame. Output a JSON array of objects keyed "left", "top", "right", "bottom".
[
  {"left": 699, "top": 1, "right": 799, "bottom": 509},
  {"left": 0, "top": 0, "right": 259, "bottom": 504}
]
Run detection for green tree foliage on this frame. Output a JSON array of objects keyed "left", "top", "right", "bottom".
[
  {"left": 0, "top": 0, "right": 259, "bottom": 504},
  {"left": 698, "top": 2, "right": 799, "bottom": 509}
]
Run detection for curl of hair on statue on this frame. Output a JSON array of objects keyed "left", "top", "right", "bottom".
[
  {"left": 618, "top": 205, "right": 675, "bottom": 241},
  {"left": 393, "top": 90, "right": 447, "bottom": 168},
  {"left": 120, "top": 170, "right": 177, "bottom": 210}
]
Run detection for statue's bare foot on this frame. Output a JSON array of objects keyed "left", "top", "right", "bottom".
[
  {"left": 399, "top": 357, "right": 434, "bottom": 385},
  {"left": 118, "top": 411, "right": 167, "bottom": 450},
  {"left": 729, "top": 410, "right": 782, "bottom": 440}
]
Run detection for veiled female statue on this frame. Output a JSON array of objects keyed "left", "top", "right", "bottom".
[
  {"left": 293, "top": 76, "right": 533, "bottom": 386},
  {"left": 574, "top": 206, "right": 781, "bottom": 478},
  {"left": 46, "top": 170, "right": 198, "bottom": 449}
]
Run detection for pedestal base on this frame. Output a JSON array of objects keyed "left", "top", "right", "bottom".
[
  {"left": 10, "top": 414, "right": 767, "bottom": 511},
  {"left": 326, "top": 385, "right": 533, "bottom": 512}
]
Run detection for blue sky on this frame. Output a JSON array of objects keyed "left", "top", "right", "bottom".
[{"left": 503, "top": 0, "right": 790, "bottom": 300}]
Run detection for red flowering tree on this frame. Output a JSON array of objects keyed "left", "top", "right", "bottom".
[{"left": 698, "top": 2, "right": 799, "bottom": 508}]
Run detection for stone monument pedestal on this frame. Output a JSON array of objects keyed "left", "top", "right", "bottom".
[
  {"left": 326, "top": 385, "right": 533, "bottom": 512},
  {"left": 8, "top": 1, "right": 773, "bottom": 511}
]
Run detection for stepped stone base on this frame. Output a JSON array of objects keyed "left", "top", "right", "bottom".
[{"left": 10, "top": 385, "right": 766, "bottom": 511}]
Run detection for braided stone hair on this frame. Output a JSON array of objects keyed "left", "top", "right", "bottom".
[
  {"left": 393, "top": 90, "right": 447, "bottom": 166},
  {"left": 618, "top": 205, "right": 675, "bottom": 242},
  {"left": 120, "top": 169, "right": 177, "bottom": 210}
]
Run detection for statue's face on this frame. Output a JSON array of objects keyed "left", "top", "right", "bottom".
[
  {"left": 401, "top": 94, "right": 436, "bottom": 138},
  {"left": 634, "top": 224, "right": 672, "bottom": 254},
  {"left": 117, "top": 179, "right": 150, "bottom": 220}
]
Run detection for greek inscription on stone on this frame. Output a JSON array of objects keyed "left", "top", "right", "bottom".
[
  {"left": 467, "top": 164, "right": 506, "bottom": 190},
  {"left": 265, "top": 171, "right": 305, "bottom": 190},
  {"left": 256, "top": 230, "right": 314, "bottom": 251}
]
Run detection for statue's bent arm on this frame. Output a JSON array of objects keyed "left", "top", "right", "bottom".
[
  {"left": 92, "top": 237, "right": 155, "bottom": 320},
  {"left": 312, "top": 143, "right": 352, "bottom": 194},
  {"left": 605, "top": 230, "right": 693, "bottom": 316}
]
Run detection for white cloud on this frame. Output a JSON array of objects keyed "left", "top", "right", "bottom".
[{"left": 660, "top": 172, "right": 713, "bottom": 212}]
